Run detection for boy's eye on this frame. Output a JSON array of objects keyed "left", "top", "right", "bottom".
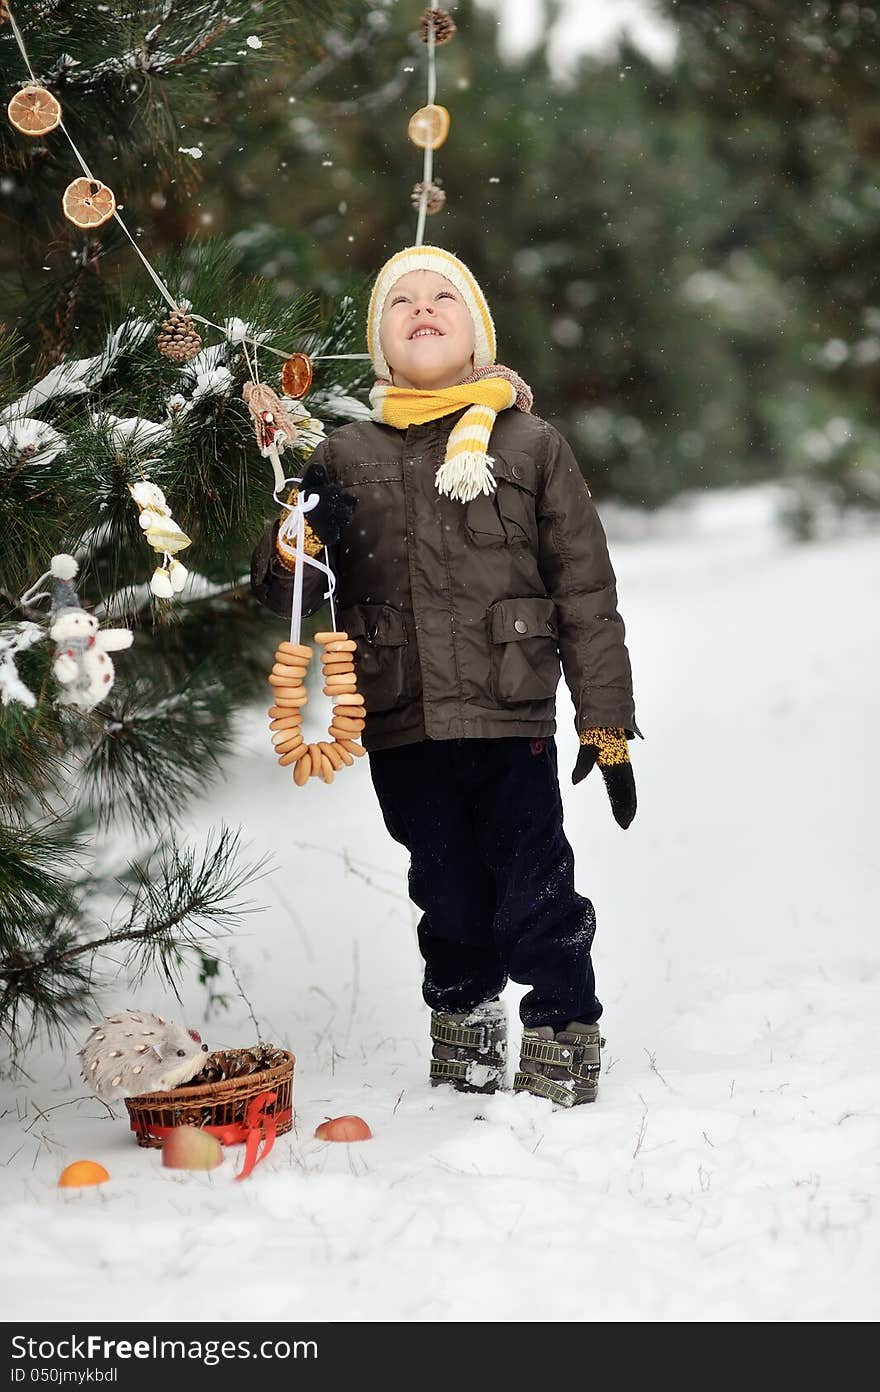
[{"left": 391, "top": 291, "right": 455, "bottom": 305}]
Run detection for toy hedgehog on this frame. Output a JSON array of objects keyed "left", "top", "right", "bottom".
[{"left": 79, "top": 1009, "right": 209, "bottom": 1101}]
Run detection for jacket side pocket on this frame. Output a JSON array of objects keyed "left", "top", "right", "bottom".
[
  {"left": 487, "top": 596, "right": 561, "bottom": 705},
  {"left": 339, "top": 603, "right": 419, "bottom": 714}
]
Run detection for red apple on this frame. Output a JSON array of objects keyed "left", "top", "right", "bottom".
[
  {"left": 314, "top": 1114, "right": 372, "bottom": 1142},
  {"left": 161, "top": 1125, "right": 222, "bottom": 1170}
]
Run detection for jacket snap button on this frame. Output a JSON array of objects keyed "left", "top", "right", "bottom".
[
  {"left": 369, "top": 624, "right": 379, "bottom": 640},
  {"left": 511, "top": 465, "right": 522, "bottom": 480},
  {"left": 514, "top": 619, "right": 528, "bottom": 634}
]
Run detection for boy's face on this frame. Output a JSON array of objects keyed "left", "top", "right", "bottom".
[{"left": 378, "top": 269, "right": 476, "bottom": 390}]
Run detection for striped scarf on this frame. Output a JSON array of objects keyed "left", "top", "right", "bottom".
[{"left": 369, "top": 365, "right": 533, "bottom": 503}]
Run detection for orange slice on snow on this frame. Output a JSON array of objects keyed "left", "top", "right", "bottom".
[
  {"left": 7, "top": 85, "right": 62, "bottom": 137},
  {"left": 62, "top": 176, "right": 116, "bottom": 229},
  {"left": 407, "top": 103, "right": 450, "bottom": 150}
]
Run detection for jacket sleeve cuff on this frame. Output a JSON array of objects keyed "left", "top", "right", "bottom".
[{"left": 575, "top": 690, "right": 644, "bottom": 741}]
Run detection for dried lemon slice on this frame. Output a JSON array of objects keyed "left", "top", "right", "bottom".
[
  {"left": 62, "top": 176, "right": 116, "bottom": 229},
  {"left": 407, "top": 103, "right": 450, "bottom": 150},
  {"left": 7, "top": 85, "right": 62, "bottom": 137},
  {"left": 281, "top": 352, "right": 314, "bottom": 399}
]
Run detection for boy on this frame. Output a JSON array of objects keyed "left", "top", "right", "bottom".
[{"left": 251, "top": 246, "right": 643, "bottom": 1108}]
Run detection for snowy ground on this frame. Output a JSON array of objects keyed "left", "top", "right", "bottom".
[{"left": 2, "top": 483, "right": 878, "bottom": 1323}]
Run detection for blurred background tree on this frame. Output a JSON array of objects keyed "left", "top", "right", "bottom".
[
  {"left": 51, "top": 0, "right": 874, "bottom": 521},
  {"left": 4, "top": 0, "right": 880, "bottom": 1052}
]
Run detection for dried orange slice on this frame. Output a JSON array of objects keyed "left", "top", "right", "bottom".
[
  {"left": 62, "top": 176, "right": 116, "bottom": 229},
  {"left": 281, "top": 352, "right": 314, "bottom": 399},
  {"left": 407, "top": 103, "right": 450, "bottom": 151},
  {"left": 7, "top": 85, "right": 62, "bottom": 137}
]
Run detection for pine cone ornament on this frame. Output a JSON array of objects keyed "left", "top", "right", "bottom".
[
  {"left": 419, "top": 7, "right": 456, "bottom": 44},
  {"left": 411, "top": 179, "right": 446, "bottom": 215},
  {"left": 156, "top": 307, "right": 202, "bottom": 364}
]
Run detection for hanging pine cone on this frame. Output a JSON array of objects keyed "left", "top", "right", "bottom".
[
  {"left": 156, "top": 306, "right": 202, "bottom": 363},
  {"left": 411, "top": 179, "right": 446, "bottom": 215},
  {"left": 419, "top": 7, "right": 456, "bottom": 44}
]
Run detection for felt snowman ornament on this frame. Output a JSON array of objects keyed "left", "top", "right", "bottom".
[
  {"left": 48, "top": 555, "right": 133, "bottom": 709},
  {"left": 128, "top": 480, "right": 191, "bottom": 598},
  {"left": 79, "top": 1009, "right": 210, "bottom": 1101}
]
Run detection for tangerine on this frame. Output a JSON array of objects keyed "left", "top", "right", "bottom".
[{"left": 58, "top": 1160, "right": 110, "bottom": 1188}]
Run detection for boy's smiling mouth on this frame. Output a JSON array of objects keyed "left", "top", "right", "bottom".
[{"left": 409, "top": 326, "right": 444, "bottom": 339}]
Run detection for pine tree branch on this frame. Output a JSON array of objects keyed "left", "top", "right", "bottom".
[
  {"left": 143, "top": 1, "right": 175, "bottom": 56},
  {"left": 0, "top": 825, "right": 272, "bottom": 1047},
  {"left": 293, "top": 11, "right": 389, "bottom": 95},
  {"left": 73, "top": 674, "right": 229, "bottom": 837},
  {"left": 166, "top": 17, "right": 239, "bottom": 70}
]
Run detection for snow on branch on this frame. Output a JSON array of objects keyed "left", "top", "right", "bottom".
[{"left": 0, "top": 317, "right": 155, "bottom": 423}]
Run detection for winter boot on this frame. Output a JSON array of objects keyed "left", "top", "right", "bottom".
[
  {"left": 429, "top": 999, "right": 507, "bottom": 1095},
  {"left": 513, "top": 1021, "right": 605, "bottom": 1107}
]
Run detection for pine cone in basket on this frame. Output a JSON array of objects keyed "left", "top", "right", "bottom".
[{"left": 179, "top": 1044, "right": 287, "bottom": 1087}]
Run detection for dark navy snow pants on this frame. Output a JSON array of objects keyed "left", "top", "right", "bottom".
[{"left": 367, "top": 736, "right": 602, "bottom": 1030}]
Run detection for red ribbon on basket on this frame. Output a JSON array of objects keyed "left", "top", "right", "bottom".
[{"left": 131, "top": 1090, "right": 291, "bottom": 1181}]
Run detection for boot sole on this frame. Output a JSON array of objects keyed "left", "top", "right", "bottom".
[{"left": 513, "top": 1071, "right": 598, "bottom": 1106}]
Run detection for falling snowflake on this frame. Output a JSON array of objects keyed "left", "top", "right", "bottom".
[
  {"left": 178, "top": 146, "right": 203, "bottom": 159},
  {"left": 246, "top": 35, "right": 263, "bottom": 49}
]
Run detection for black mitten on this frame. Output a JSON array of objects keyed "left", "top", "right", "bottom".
[
  {"left": 299, "top": 460, "right": 357, "bottom": 545},
  {"left": 572, "top": 727, "right": 637, "bottom": 829}
]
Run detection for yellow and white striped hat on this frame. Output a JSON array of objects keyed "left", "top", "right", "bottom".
[{"left": 366, "top": 245, "right": 496, "bottom": 380}]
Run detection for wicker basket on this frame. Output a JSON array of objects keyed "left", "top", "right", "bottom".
[{"left": 125, "top": 1049, "right": 295, "bottom": 1149}]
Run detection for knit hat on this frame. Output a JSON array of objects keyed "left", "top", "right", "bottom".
[
  {"left": 366, "top": 245, "right": 496, "bottom": 380},
  {"left": 49, "top": 554, "right": 82, "bottom": 616}
]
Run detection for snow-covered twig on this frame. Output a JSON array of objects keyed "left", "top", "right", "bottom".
[
  {"left": 644, "top": 1048, "right": 670, "bottom": 1088},
  {"left": 633, "top": 1093, "right": 649, "bottom": 1159}
]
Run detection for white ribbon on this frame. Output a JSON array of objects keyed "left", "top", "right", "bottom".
[{"left": 273, "top": 480, "right": 337, "bottom": 645}]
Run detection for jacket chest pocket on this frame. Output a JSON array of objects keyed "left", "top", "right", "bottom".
[
  {"left": 337, "top": 459, "right": 404, "bottom": 488},
  {"left": 487, "top": 596, "right": 561, "bottom": 705},
  {"left": 338, "top": 602, "right": 420, "bottom": 715},
  {"left": 465, "top": 452, "right": 538, "bottom": 550}
]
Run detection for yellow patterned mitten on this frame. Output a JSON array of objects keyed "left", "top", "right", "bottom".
[{"left": 573, "top": 727, "right": 637, "bottom": 828}]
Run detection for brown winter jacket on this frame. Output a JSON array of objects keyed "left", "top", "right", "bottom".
[{"left": 250, "top": 406, "right": 643, "bottom": 754}]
